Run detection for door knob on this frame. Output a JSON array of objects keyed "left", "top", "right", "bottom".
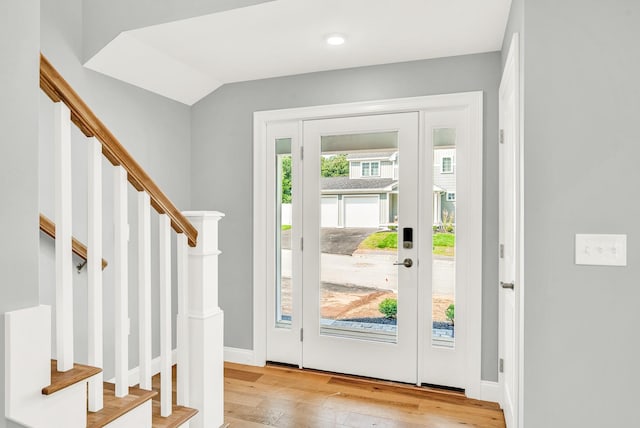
[
  {"left": 500, "top": 281, "right": 515, "bottom": 290},
  {"left": 394, "top": 258, "right": 413, "bottom": 268}
]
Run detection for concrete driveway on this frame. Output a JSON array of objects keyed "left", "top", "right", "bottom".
[
  {"left": 281, "top": 249, "right": 454, "bottom": 296},
  {"left": 280, "top": 227, "right": 454, "bottom": 296}
]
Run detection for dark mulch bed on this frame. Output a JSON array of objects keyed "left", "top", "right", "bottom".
[
  {"left": 341, "top": 317, "right": 454, "bottom": 331},
  {"left": 341, "top": 317, "right": 397, "bottom": 325}
]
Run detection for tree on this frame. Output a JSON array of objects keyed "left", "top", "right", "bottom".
[
  {"left": 280, "top": 155, "right": 292, "bottom": 203},
  {"left": 281, "top": 154, "right": 349, "bottom": 203},
  {"left": 321, "top": 154, "right": 349, "bottom": 177}
]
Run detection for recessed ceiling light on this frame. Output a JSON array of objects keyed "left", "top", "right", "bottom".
[{"left": 325, "top": 34, "right": 346, "bottom": 46}]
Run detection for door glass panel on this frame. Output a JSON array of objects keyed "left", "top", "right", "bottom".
[
  {"left": 276, "top": 138, "right": 292, "bottom": 326},
  {"left": 432, "top": 128, "right": 456, "bottom": 347},
  {"left": 318, "top": 132, "right": 399, "bottom": 343}
]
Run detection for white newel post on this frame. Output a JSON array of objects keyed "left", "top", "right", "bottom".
[{"left": 182, "top": 211, "right": 225, "bottom": 428}]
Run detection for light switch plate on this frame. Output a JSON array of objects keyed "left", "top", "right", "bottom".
[{"left": 575, "top": 234, "right": 627, "bottom": 266}]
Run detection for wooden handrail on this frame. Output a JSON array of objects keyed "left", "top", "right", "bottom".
[
  {"left": 39, "top": 54, "right": 198, "bottom": 247},
  {"left": 39, "top": 214, "right": 108, "bottom": 270}
]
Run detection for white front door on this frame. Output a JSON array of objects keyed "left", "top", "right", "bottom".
[
  {"left": 499, "top": 33, "right": 521, "bottom": 428},
  {"left": 258, "top": 92, "right": 483, "bottom": 395},
  {"left": 302, "top": 113, "right": 419, "bottom": 382}
]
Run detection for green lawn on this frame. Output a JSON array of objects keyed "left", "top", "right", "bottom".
[
  {"left": 281, "top": 224, "right": 292, "bottom": 231},
  {"left": 359, "top": 231, "right": 455, "bottom": 256},
  {"left": 359, "top": 231, "right": 398, "bottom": 250},
  {"left": 433, "top": 232, "right": 455, "bottom": 256}
]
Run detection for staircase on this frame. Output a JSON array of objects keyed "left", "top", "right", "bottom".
[{"left": 4, "top": 55, "right": 224, "bottom": 428}]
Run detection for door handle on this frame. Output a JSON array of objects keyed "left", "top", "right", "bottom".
[
  {"left": 500, "top": 281, "right": 515, "bottom": 290},
  {"left": 394, "top": 258, "right": 413, "bottom": 268}
]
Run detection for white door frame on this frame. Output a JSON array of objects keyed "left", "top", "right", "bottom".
[
  {"left": 499, "top": 32, "right": 524, "bottom": 427},
  {"left": 253, "top": 92, "right": 484, "bottom": 398}
]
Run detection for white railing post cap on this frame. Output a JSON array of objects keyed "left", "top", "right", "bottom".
[{"left": 182, "top": 211, "right": 225, "bottom": 220}]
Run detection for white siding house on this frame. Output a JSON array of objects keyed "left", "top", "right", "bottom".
[
  {"left": 433, "top": 147, "right": 456, "bottom": 225},
  {"left": 318, "top": 150, "right": 455, "bottom": 228},
  {"left": 323, "top": 152, "right": 397, "bottom": 228}
]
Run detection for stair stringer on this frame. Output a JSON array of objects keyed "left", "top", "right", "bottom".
[{"left": 5, "top": 305, "right": 86, "bottom": 428}]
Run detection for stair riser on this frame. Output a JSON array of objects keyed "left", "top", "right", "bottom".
[
  {"left": 5, "top": 306, "right": 86, "bottom": 428},
  {"left": 102, "top": 400, "right": 152, "bottom": 428}
]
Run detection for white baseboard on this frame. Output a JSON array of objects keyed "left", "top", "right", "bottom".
[
  {"left": 480, "top": 380, "right": 501, "bottom": 404},
  {"left": 224, "top": 347, "right": 256, "bottom": 365},
  {"left": 106, "top": 349, "right": 177, "bottom": 386}
]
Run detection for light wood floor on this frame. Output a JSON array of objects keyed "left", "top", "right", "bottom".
[{"left": 224, "top": 362, "right": 506, "bottom": 428}]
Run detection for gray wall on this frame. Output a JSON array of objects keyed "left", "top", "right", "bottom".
[
  {"left": 39, "top": 0, "right": 192, "bottom": 380},
  {"left": 191, "top": 52, "right": 502, "bottom": 381},
  {"left": 82, "top": 0, "right": 273, "bottom": 61},
  {"left": 0, "top": 1, "right": 40, "bottom": 426},
  {"left": 503, "top": 0, "right": 640, "bottom": 426}
]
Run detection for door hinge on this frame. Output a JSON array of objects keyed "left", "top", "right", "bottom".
[
  {"left": 499, "top": 244, "right": 504, "bottom": 259},
  {"left": 300, "top": 237, "right": 304, "bottom": 251},
  {"left": 499, "top": 358, "right": 504, "bottom": 373},
  {"left": 300, "top": 328, "right": 304, "bottom": 342},
  {"left": 499, "top": 129, "right": 505, "bottom": 144},
  {"left": 300, "top": 146, "right": 304, "bottom": 160}
]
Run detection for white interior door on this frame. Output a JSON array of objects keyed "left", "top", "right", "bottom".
[
  {"left": 302, "top": 113, "right": 419, "bottom": 383},
  {"left": 499, "top": 33, "right": 520, "bottom": 428}
]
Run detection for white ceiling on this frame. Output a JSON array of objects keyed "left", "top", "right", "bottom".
[{"left": 85, "top": 0, "right": 512, "bottom": 105}]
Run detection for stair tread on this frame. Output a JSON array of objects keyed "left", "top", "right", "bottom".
[
  {"left": 43, "top": 360, "right": 102, "bottom": 395},
  {"left": 87, "top": 383, "right": 157, "bottom": 428},
  {"left": 151, "top": 401, "right": 198, "bottom": 428}
]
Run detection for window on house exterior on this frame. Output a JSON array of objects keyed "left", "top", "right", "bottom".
[
  {"left": 361, "top": 161, "right": 380, "bottom": 177},
  {"left": 442, "top": 157, "right": 453, "bottom": 174},
  {"left": 446, "top": 192, "right": 456, "bottom": 201},
  {"left": 370, "top": 162, "right": 380, "bottom": 176}
]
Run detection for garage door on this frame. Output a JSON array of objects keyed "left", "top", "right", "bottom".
[
  {"left": 321, "top": 196, "right": 339, "bottom": 227},
  {"left": 344, "top": 195, "right": 379, "bottom": 228}
]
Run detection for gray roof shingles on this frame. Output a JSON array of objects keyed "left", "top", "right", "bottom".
[{"left": 321, "top": 177, "right": 396, "bottom": 191}]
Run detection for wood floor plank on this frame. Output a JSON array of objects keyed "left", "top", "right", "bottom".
[
  {"left": 224, "top": 363, "right": 506, "bottom": 428},
  {"left": 225, "top": 367, "right": 264, "bottom": 383}
]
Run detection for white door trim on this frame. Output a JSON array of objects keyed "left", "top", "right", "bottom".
[
  {"left": 253, "top": 92, "right": 484, "bottom": 398},
  {"left": 499, "top": 32, "right": 524, "bottom": 427}
]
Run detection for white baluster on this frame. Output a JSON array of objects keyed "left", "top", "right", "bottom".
[
  {"left": 159, "top": 214, "right": 172, "bottom": 416},
  {"left": 138, "top": 192, "right": 152, "bottom": 391},
  {"left": 54, "top": 102, "right": 73, "bottom": 372},
  {"left": 177, "top": 233, "right": 189, "bottom": 406},
  {"left": 114, "top": 165, "right": 129, "bottom": 397},
  {"left": 87, "top": 137, "right": 103, "bottom": 411}
]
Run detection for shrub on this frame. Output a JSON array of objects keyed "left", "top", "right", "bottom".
[
  {"left": 445, "top": 304, "right": 455, "bottom": 325},
  {"left": 379, "top": 298, "right": 398, "bottom": 319},
  {"left": 436, "top": 210, "right": 455, "bottom": 233}
]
